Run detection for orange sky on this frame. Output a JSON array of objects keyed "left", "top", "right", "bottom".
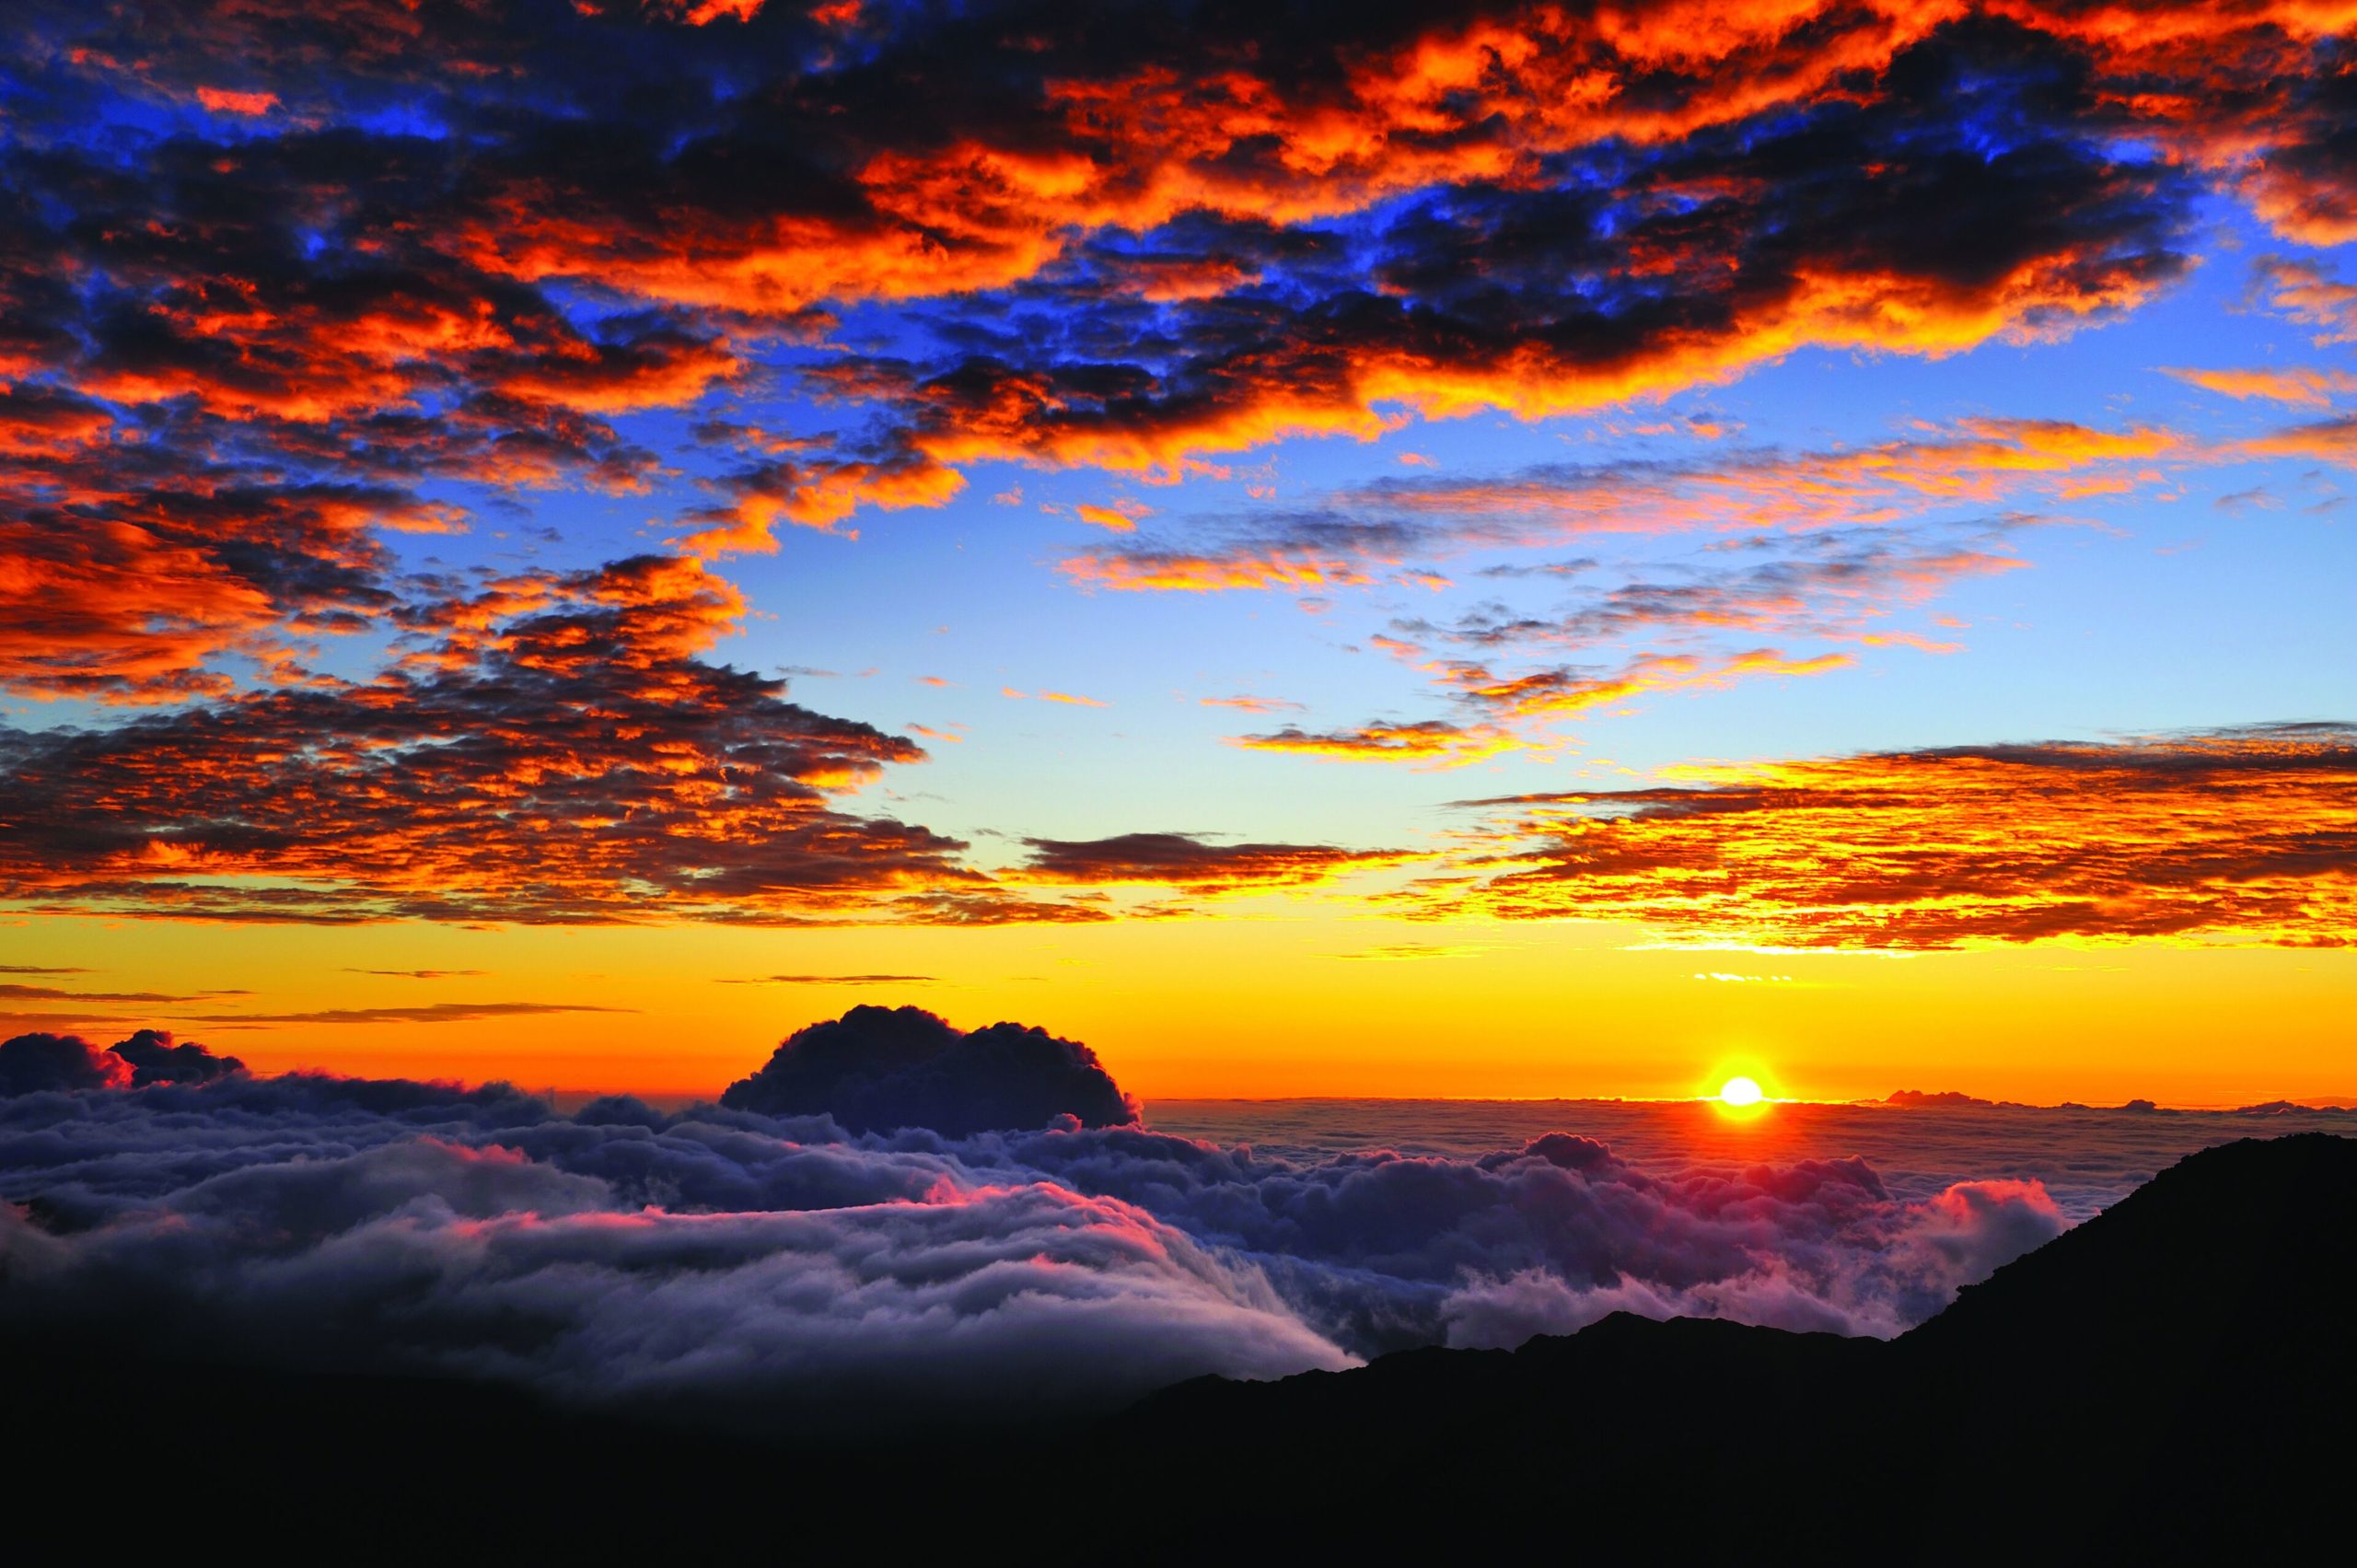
[{"left": 12, "top": 908, "right": 2350, "bottom": 1107}]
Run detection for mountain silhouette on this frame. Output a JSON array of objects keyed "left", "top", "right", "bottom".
[
  {"left": 12, "top": 1134, "right": 2348, "bottom": 1562},
  {"left": 1117, "top": 1132, "right": 2356, "bottom": 1559}
]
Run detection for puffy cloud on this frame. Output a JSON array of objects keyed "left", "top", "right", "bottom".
[
  {"left": 0, "top": 1143, "right": 1342, "bottom": 1430},
  {"left": 0, "top": 1028, "right": 242, "bottom": 1095},
  {"left": 107, "top": 1028, "right": 247, "bottom": 1086},
  {"left": 0, "top": 1033, "right": 131, "bottom": 1096},
  {"left": 1414, "top": 724, "right": 2357, "bottom": 948},
  {"left": 1438, "top": 1176, "right": 2064, "bottom": 1344},
  {"left": 720, "top": 1005, "right": 1139, "bottom": 1135},
  {"left": 0, "top": 1037, "right": 2088, "bottom": 1425}
]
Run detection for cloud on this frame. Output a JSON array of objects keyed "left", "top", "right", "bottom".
[
  {"left": 1438, "top": 1175, "right": 2063, "bottom": 1345},
  {"left": 0, "top": 983, "right": 200, "bottom": 1005},
  {"left": 1002, "top": 686, "right": 1111, "bottom": 708},
  {"left": 2164, "top": 366, "right": 2357, "bottom": 408},
  {"left": 1, "top": 1028, "right": 242, "bottom": 1095},
  {"left": 719, "top": 1005, "right": 1139, "bottom": 1136},
  {"left": 1065, "top": 434, "right": 2122, "bottom": 761},
  {"left": 1414, "top": 724, "right": 2357, "bottom": 949},
  {"left": 0, "top": 1132, "right": 1344, "bottom": 1430},
  {"left": 716, "top": 974, "right": 938, "bottom": 986},
  {"left": 1064, "top": 419, "right": 2164, "bottom": 601},
  {"left": 0, "top": 553, "right": 1102, "bottom": 928},
  {"left": 0, "top": 6, "right": 2345, "bottom": 935},
  {"left": 0, "top": 1034, "right": 2081, "bottom": 1427},
  {"left": 190, "top": 1003, "right": 634, "bottom": 1027},
  {"left": 1016, "top": 832, "right": 1412, "bottom": 890},
  {"left": 108, "top": 1028, "right": 247, "bottom": 1086},
  {"left": 1228, "top": 645, "right": 1863, "bottom": 767},
  {"left": 0, "top": 1033, "right": 131, "bottom": 1095},
  {"left": 0, "top": 0, "right": 2248, "bottom": 587},
  {"left": 343, "top": 970, "right": 489, "bottom": 980},
  {"left": 2247, "top": 255, "right": 2357, "bottom": 343},
  {"left": 1232, "top": 718, "right": 1519, "bottom": 768},
  {"left": 1199, "top": 695, "right": 1304, "bottom": 714}
]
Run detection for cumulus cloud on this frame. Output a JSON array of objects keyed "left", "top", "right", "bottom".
[
  {"left": 1, "top": 1028, "right": 243, "bottom": 1095},
  {"left": 0, "top": 1019, "right": 2092, "bottom": 1429},
  {"left": 720, "top": 1005, "right": 1138, "bottom": 1135},
  {"left": 107, "top": 1028, "right": 248, "bottom": 1086},
  {"left": 0, "top": 1033, "right": 131, "bottom": 1096}
]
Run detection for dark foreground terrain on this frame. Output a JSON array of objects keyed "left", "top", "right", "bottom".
[{"left": 15, "top": 1134, "right": 2351, "bottom": 1562}]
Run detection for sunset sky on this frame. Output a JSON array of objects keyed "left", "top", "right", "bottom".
[{"left": 5, "top": 0, "right": 2353, "bottom": 1105}]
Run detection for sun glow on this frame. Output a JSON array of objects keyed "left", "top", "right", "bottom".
[{"left": 1706, "top": 1071, "right": 1777, "bottom": 1121}]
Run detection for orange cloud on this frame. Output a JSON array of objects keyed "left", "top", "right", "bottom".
[
  {"left": 2164, "top": 366, "right": 2357, "bottom": 408},
  {"left": 1074, "top": 502, "right": 1146, "bottom": 532},
  {"left": 1418, "top": 726, "right": 2357, "bottom": 949},
  {"left": 1231, "top": 719, "right": 1521, "bottom": 769},
  {"left": 1199, "top": 694, "right": 1303, "bottom": 714},
  {"left": 1064, "top": 418, "right": 2173, "bottom": 603},
  {"left": 2248, "top": 256, "right": 2357, "bottom": 343},
  {"left": 0, "top": 552, "right": 1112, "bottom": 927},
  {"left": 679, "top": 454, "right": 966, "bottom": 552}
]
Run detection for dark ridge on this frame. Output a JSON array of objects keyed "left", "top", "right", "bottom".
[{"left": 9, "top": 1135, "right": 2349, "bottom": 1562}]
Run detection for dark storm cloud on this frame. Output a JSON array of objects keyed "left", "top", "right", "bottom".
[{"left": 720, "top": 1005, "right": 1139, "bottom": 1135}]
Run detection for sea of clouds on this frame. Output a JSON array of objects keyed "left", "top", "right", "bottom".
[{"left": 10, "top": 1010, "right": 2328, "bottom": 1432}]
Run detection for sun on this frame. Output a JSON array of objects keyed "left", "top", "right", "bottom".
[{"left": 1719, "top": 1075, "right": 1765, "bottom": 1107}]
